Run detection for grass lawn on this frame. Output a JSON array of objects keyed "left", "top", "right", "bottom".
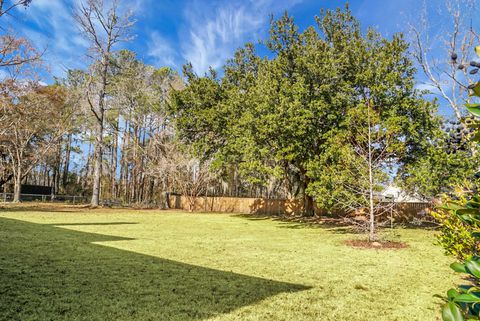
[{"left": 0, "top": 204, "right": 458, "bottom": 321}]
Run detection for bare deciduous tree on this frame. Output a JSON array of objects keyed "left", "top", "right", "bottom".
[
  {"left": 74, "top": 0, "right": 134, "bottom": 206},
  {"left": 0, "top": 1, "right": 41, "bottom": 69},
  {"left": 0, "top": 83, "right": 70, "bottom": 202},
  {"left": 146, "top": 136, "right": 214, "bottom": 212},
  {"left": 0, "top": 0, "right": 32, "bottom": 19},
  {"left": 410, "top": 0, "right": 478, "bottom": 126}
]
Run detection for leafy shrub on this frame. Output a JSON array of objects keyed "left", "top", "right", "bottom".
[
  {"left": 438, "top": 198, "right": 480, "bottom": 321},
  {"left": 439, "top": 47, "right": 480, "bottom": 320},
  {"left": 432, "top": 192, "right": 480, "bottom": 260}
]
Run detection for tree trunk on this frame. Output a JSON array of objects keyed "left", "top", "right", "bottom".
[
  {"left": 62, "top": 134, "right": 72, "bottom": 189},
  {"left": 13, "top": 167, "right": 22, "bottom": 203},
  {"left": 304, "top": 194, "right": 314, "bottom": 217},
  {"left": 51, "top": 144, "right": 61, "bottom": 200},
  {"left": 120, "top": 119, "right": 129, "bottom": 202},
  {"left": 91, "top": 119, "right": 103, "bottom": 207},
  {"left": 300, "top": 167, "right": 314, "bottom": 217},
  {"left": 367, "top": 101, "right": 376, "bottom": 242},
  {"left": 90, "top": 53, "right": 108, "bottom": 207},
  {"left": 111, "top": 119, "right": 118, "bottom": 199}
]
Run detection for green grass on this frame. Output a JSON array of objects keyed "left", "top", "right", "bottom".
[{"left": 0, "top": 205, "right": 458, "bottom": 321}]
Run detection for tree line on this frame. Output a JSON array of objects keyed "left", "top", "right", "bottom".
[{"left": 0, "top": 0, "right": 478, "bottom": 238}]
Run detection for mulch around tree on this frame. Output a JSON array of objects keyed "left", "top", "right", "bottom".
[{"left": 344, "top": 239, "right": 408, "bottom": 249}]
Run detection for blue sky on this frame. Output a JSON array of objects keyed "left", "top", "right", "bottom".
[
  {"left": 5, "top": 0, "right": 478, "bottom": 171},
  {"left": 6, "top": 0, "right": 451, "bottom": 78}
]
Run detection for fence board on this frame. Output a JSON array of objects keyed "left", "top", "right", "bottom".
[{"left": 168, "top": 195, "right": 433, "bottom": 223}]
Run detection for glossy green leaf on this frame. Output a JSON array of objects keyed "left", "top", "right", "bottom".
[
  {"left": 460, "top": 215, "right": 475, "bottom": 223},
  {"left": 465, "top": 259, "right": 480, "bottom": 278},
  {"left": 448, "top": 289, "right": 461, "bottom": 300},
  {"left": 453, "top": 293, "right": 480, "bottom": 303},
  {"left": 466, "top": 201, "right": 480, "bottom": 209},
  {"left": 442, "top": 302, "right": 464, "bottom": 321},
  {"left": 451, "top": 262, "right": 467, "bottom": 273},
  {"left": 466, "top": 104, "right": 480, "bottom": 117}
]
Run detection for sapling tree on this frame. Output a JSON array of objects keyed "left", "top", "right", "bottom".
[
  {"left": 311, "top": 101, "right": 396, "bottom": 240},
  {"left": 308, "top": 21, "right": 437, "bottom": 239}
]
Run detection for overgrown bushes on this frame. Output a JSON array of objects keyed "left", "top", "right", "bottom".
[{"left": 432, "top": 191, "right": 480, "bottom": 260}]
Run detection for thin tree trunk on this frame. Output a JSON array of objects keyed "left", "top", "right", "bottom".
[
  {"left": 90, "top": 55, "right": 108, "bottom": 207},
  {"left": 120, "top": 119, "right": 129, "bottom": 201},
  {"left": 62, "top": 134, "right": 72, "bottom": 189},
  {"left": 82, "top": 142, "right": 92, "bottom": 194},
  {"left": 91, "top": 119, "right": 104, "bottom": 207},
  {"left": 111, "top": 118, "right": 118, "bottom": 199},
  {"left": 367, "top": 101, "right": 375, "bottom": 242}
]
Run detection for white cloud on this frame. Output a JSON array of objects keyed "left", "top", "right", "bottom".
[
  {"left": 414, "top": 83, "right": 440, "bottom": 94},
  {"left": 147, "top": 31, "right": 177, "bottom": 68},
  {"left": 181, "top": 0, "right": 303, "bottom": 74},
  {"left": 12, "top": 0, "right": 88, "bottom": 78},
  {"left": 12, "top": 0, "right": 139, "bottom": 78},
  {"left": 7, "top": 0, "right": 303, "bottom": 78}
]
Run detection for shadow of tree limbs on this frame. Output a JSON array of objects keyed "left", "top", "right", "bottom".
[{"left": 0, "top": 217, "right": 309, "bottom": 321}]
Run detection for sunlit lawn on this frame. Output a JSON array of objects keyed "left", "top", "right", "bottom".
[{"left": 0, "top": 204, "right": 457, "bottom": 321}]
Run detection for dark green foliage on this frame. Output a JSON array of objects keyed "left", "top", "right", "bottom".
[
  {"left": 440, "top": 48, "right": 480, "bottom": 321},
  {"left": 170, "top": 6, "right": 438, "bottom": 216}
]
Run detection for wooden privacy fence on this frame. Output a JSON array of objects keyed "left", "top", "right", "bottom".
[{"left": 167, "top": 195, "right": 433, "bottom": 222}]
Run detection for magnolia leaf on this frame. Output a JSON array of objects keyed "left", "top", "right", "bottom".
[
  {"left": 453, "top": 293, "right": 480, "bottom": 303},
  {"left": 448, "top": 289, "right": 461, "bottom": 300},
  {"left": 466, "top": 103, "right": 480, "bottom": 117},
  {"left": 442, "top": 302, "right": 464, "bottom": 321},
  {"left": 451, "top": 262, "right": 467, "bottom": 273},
  {"left": 460, "top": 215, "right": 476, "bottom": 223},
  {"left": 465, "top": 259, "right": 480, "bottom": 278},
  {"left": 466, "top": 201, "right": 480, "bottom": 209}
]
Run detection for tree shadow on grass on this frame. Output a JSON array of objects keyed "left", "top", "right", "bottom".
[
  {"left": 234, "top": 213, "right": 338, "bottom": 230},
  {"left": 234, "top": 213, "right": 392, "bottom": 234},
  {"left": 0, "top": 204, "right": 82, "bottom": 213},
  {"left": 48, "top": 222, "right": 139, "bottom": 226},
  {"left": 0, "top": 217, "right": 309, "bottom": 321}
]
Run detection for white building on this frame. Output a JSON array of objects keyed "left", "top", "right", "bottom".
[{"left": 381, "top": 185, "right": 426, "bottom": 203}]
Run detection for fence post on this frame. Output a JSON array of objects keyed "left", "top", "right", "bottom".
[
  {"left": 73, "top": 196, "right": 76, "bottom": 204},
  {"left": 3, "top": 192, "right": 6, "bottom": 203}
]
